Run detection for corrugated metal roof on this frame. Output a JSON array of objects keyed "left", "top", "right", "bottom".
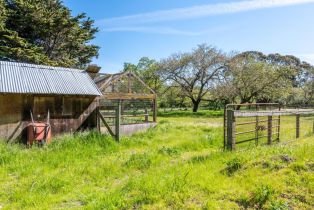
[{"left": 0, "top": 61, "right": 102, "bottom": 96}]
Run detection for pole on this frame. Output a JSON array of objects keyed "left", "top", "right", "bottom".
[
  {"left": 115, "top": 100, "right": 121, "bottom": 141},
  {"left": 296, "top": 114, "right": 300, "bottom": 139},
  {"left": 267, "top": 116, "right": 272, "bottom": 145},
  {"left": 227, "top": 110, "right": 236, "bottom": 150}
]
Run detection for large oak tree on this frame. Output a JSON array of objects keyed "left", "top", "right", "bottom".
[{"left": 158, "top": 44, "right": 226, "bottom": 112}]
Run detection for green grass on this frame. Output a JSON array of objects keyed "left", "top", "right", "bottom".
[{"left": 0, "top": 111, "right": 313, "bottom": 209}]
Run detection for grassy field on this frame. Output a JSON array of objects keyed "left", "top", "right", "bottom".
[{"left": 0, "top": 111, "right": 313, "bottom": 209}]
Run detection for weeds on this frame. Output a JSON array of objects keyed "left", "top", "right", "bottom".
[
  {"left": 224, "top": 157, "right": 245, "bottom": 176},
  {"left": 124, "top": 153, "right": 152, "bottom": 170},
  {"left": 0, "top": 114, "right": 313, "bottom": 209}
]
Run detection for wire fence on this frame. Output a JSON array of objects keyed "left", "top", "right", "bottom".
[
  {"left": 224, "top": 103, "right": 314, "bottom": 150},
  {"left": 99, "top": 99, "right": 155, "bottom": 126}
]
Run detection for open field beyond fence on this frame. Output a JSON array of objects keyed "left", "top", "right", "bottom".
[{"left": 0, "top": 110, "right": 313, "bottom": 209}]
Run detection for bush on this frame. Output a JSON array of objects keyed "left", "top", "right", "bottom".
[
  {"left": 269, "top": 200, "right": 290, "bottom": 210},
  {"left": 251, "top": 185, "right": 274, "bottom": 208},
  {"left": 224, "top": 157, "right": 244, "bottom": 176}
]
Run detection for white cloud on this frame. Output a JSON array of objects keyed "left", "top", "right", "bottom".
[
  {"left": 101, "top": 25, "right": 233, "bottom": 36},
  {"left": 98, "top": 0, "right": 314, "bottom": 26},
  {"left": 102, "top": 26, "right": 198, "bottom": 36}
]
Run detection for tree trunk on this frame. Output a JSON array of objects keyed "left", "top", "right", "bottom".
[{"left": 192, "top": 100, "right": 200, "bottom": 112}]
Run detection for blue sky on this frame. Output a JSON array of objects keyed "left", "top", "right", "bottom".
[{"left": 63, "top": 0, "right": 314, "bottom": 73}]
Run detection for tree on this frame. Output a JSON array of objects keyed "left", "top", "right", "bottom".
[
  {"left": 158, "top": 44, "right": 226, "bottom": 112},
  {"left": 123, "top": 57, "right": 162, "bottom": 92},
  {"left": 217, "top": 53, "right": 296, "bottom": 105},
  {"left": 0, "top": 0, "right": 51, "bottom": 63},
  {"left": 0, "top": 0, "right": 99, "bottom": 67}
]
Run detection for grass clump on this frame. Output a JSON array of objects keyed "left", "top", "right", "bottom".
[
  {"left": 124, "top": 153, "right": 153, "bottom": 170},
  {"left": 223, "top": 157, "right": 245, "bottom": 176},
  {"left": 158, "top": 146, "right": 181, "bottom": 156}
]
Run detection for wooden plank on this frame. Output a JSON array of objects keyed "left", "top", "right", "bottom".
[
  {"left": 97, "top": 110, "right": 115, "bottom": 137},
  {"left": 144, "top": 108, "right": 148, "bottom": 122},
  {"left": 234, "top": 110, "right": 314, "bottom": 117},
  {"left": 153, "top": 99, "right": 157, "bottom": 123},
  {"left": 296, "top": 114, "right": 300, "bottom": 139},
  {"left": 101, "top": 93, "right": 156, "bottom": 100},
  {"left": 267, "top": 116, "right": 272, "bottom": 145},
  {"left": 115, "top": 100, "right": 121, "bottom": 141},
  {"left": 227, "top": 110, "right": 236, "bottom": 150},
  {"left": 236, "top": 129, "right": 256, "bottom": 135}
]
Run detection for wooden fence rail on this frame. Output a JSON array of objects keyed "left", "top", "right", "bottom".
[{"left": 224, "top": 104, "right": 314, "bottom": 151}]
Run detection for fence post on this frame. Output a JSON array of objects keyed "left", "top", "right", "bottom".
[
  {"left": 115, "top": 100, "right": 121, "bottom": 141},
  {"left": 96, "top": 107, "right": 100, "bottom": 132},
  {"left": 296, "top": 114, "right": 300, "bottom": 139},
  {"left": 255, "top": 105, "right": 259, "bottom": 145},
  {"left": 277, "top": 106, "right": 281, "bottom": 142},
  {"left": 153, "top": 99, "right": 157, "bottom": 123},
  {"left": 144, "top": 108, "right": 149, "bottom": 122},
  {"left": 267, "top": 116, "right": 272, "bottom": 145},
  {"left": 227, "top": 110, "right": 236, "bottom": 150}
]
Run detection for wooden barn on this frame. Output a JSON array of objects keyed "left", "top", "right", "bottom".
[
  {"left": 94, "top": 71, "right": 157, "bottom": 139},
  {"left": 0, "top": 61, "right": 102, "bottom": 142}
]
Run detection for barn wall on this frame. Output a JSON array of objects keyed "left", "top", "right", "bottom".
[
  {"left": 0, "top": 94, "right": 98, "bottom": 142},
  {"left": 0, "top": 94, "right": 24, "bottom": 140}
]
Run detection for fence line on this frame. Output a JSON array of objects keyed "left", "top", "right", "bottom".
[{"left": 224, "top": 104, "right": 314, "bottom": 150}]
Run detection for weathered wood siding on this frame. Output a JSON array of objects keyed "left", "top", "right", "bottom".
[
  {"left": 0, "top": 95, "right": 24, "bottom": 140},
  {"left": 0, "top": 94, "right": 98, "bottom": 141}
]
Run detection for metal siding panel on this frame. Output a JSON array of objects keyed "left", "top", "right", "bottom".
[{"left": 0, "top": 61, "right": 101, "bottom": 96}]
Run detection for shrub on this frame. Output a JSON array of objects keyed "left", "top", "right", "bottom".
[
  {"left": 224, "top": 157, "right": 244, "bottom": 176},
  {"left": 251, "top": 185, "right": 274, "bottom": 208},
  {"left": 269, "top": 200, "right": 290, "bottom": 210}
]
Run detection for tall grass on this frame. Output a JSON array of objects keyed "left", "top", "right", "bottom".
[{"left": 0, "top": 113, "right": 313, "bottom": 209}]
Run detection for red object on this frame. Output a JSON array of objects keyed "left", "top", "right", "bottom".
[{"left": 27, "top": 122, "right": 52, "bottom": 145}]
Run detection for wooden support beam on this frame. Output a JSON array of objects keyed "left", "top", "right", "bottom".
[
  {"left": 115, "top": 100, "right": 121, "bottom": 141},
  {"left": 227, "top": 110, "right": 236, "bottom": 151},
  {"left": 97, "top": 110, "right": 115, "bottom": 137},
  {"left": 144, "top": 108, "right": 148, "bottom": 122},
  {"left": 277, "top": 106, "right": 281, "bottom": 142},
  {"left": 101, "top": 93, "right": 156, "bottom": 100},
  {"left": 267, "top": 116, "right": 272, "bottom": 145},
  {"left": 296, "top": 114, "right": 300, "bottom": 139},
  {"left": 255, "top": 105, "right": 259, "bottom": 146},
  {"left": 96, "top": 107, "right": 100, "bottom": 132},
  {"left": 153, "top": 99, "right": 157, "bottom": 123}
]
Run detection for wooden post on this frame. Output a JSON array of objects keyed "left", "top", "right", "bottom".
[
  {"left": 296, "top": 114, "right": 300, "bottom": 139},
  {"left": 153, "top": 99, "right": 157, "bottom": 123},
  {"left": 227, "top": 110, "right": 236, "bottom": 150},
  {"left": 255, "top": 105, "right": 259, "bottom": 146},
  {"left": 96, "top": 107, "right": 100, "bottom": 132},
  {"left": 277, "top": 106, "right": 281, "bottom": 142},
  {"left": 115, "top": 100, "right": 121, "bottom": 141},
  {"left": 223, "top": 106, "right": 227, "bottom": 150},
  {"left": 267, "top": 116, "right": 272, "bottom": 145},
  {"left": 144, "top": 108, "right": 148, "bottom": 122}
]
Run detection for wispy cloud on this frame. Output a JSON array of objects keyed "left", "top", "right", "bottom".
[
  {"left": 98, "top": 0, "right": 314, "bottom": 26},
  {"left": 101, "top": 25, "right": 234, "bottom": 36}
]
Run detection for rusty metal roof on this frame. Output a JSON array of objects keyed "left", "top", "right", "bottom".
[{"left": 0, "top": 61, "right": 102, "bottom": 96}]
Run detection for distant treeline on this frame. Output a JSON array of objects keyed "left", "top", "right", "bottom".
[{"left": 123, "top": 44, "right": 314, "bottom": 112}]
